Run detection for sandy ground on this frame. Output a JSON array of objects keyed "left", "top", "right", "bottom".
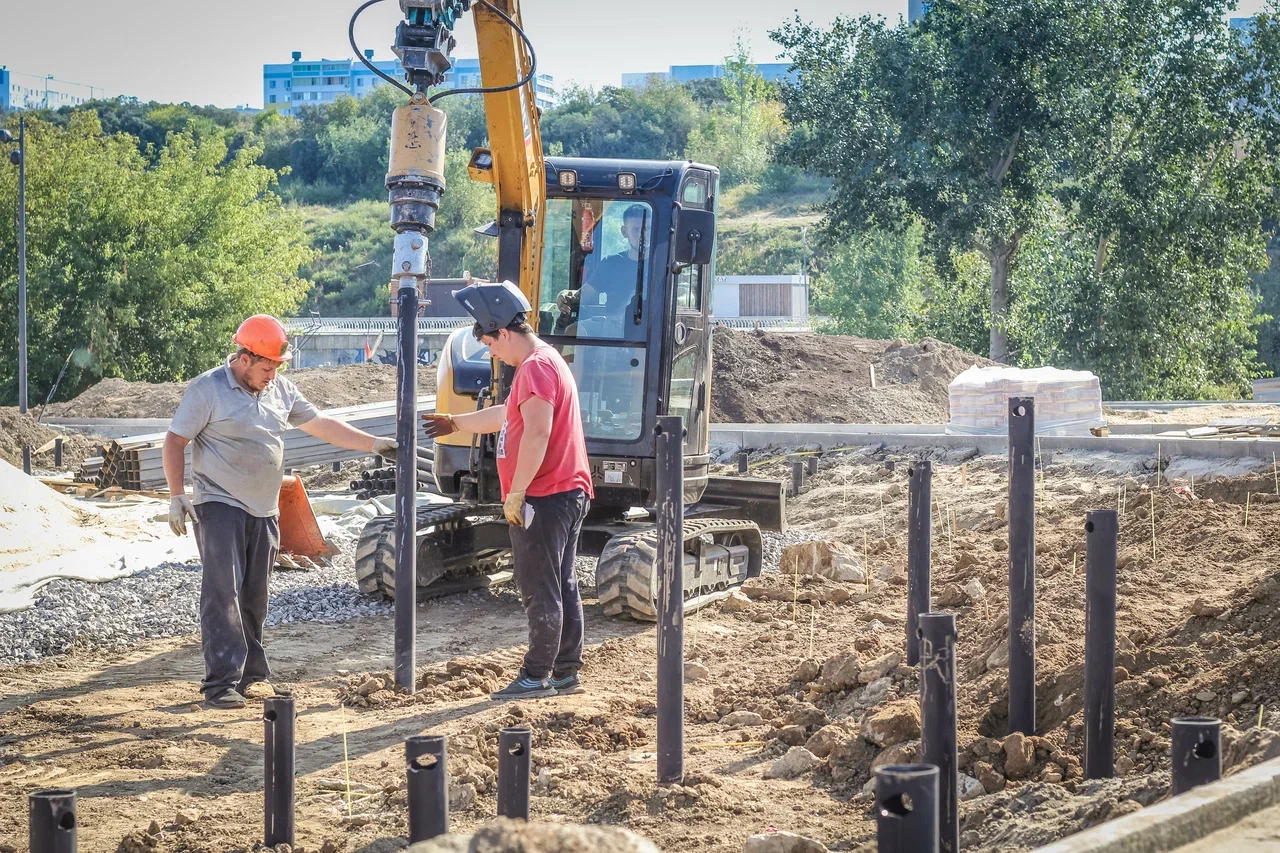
[{"left": 3, "top": 449, "right": 1280, "bottom": 852}]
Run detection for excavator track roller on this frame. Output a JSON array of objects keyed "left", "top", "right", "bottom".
[{"left": 595, "top": 518, "right": 763, "bottom": 621}]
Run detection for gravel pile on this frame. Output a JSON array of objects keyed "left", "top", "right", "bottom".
[
  {"left": 0, "top": 553, "right": 390, "bottom": 666},
  {"left": 0, "top": 522, "right": 820, "bottom": 667}
]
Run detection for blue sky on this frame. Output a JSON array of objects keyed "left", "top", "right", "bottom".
[{"left": 0, "top": 0, "right": 1271, "bottom": 109}]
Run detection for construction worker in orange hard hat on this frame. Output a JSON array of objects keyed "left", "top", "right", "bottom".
[{"left": 162, "top": 314, "right": 400, "bottom": 710}]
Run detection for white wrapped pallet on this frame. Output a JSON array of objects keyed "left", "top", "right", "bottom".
[{"left": 946, "top": 366, "right": 1106, "bottom": 436}]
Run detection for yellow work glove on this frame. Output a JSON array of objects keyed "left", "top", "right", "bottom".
[{"left": 504, "top": 490, "right": 527, "bottom": 528}]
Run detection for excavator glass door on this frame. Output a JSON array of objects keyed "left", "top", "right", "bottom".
[{"left": 536, "top": 197, "right": 655, "bottom": 443}]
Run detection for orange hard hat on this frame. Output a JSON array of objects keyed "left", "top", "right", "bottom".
[{"left": 233, "top": 315, "right": 292, "bottom": 362}]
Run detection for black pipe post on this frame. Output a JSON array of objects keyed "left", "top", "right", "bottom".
[
  {"left": 807, "top": 455, "right": 818, "bottom": 476},
  {"left": 1171, "top": 717, "right": 1221, "bottom": 795},
  {"left": 29, "top": 789, "right": 76, "bottom": 853},
  {"left": 791, "top": 460, "right": 805, "bottom": 497},
  {"left": 1008, "top": 397, "right": 1037, "bottom": 735},
  {"left": 737, "top": 451, "right": 749, "bottom": 474},
  {"left": 906, "top": 460, "right": 933, "bottom": 666},
  {"left": 263, "top": 696, "right": 295, "bottom": 847},
  {"left": 54, "top": 438, "right": 63, "bottom": 468},
  {"left": 497, "top": 727, "right": 532, "bottom": 819},
  {"left": 656, "top": 414, "right": 685, "bottom": 785},
  {"left": 1084, "top": 510, "right": 1119, "bottom": 780},
  {"left": 394, "top": 256, "right": 421, "bottom": 693},
  {"left": 918, "top": 613, "right": 958, "bottom": 853},
  {"left": 332, "top": 460, "right": 341, "bottom": 473},
  {"left": 875, "top": 764, "right": 939, "bottom": 853},
  {"left": 406, "top": 735, "right": 448, "bottom": 842}
]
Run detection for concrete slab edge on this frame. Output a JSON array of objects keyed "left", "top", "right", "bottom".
[
  {"left": 710, "top": 427, "right": 1280, "bottom": 461},
  {"left": 1031, "top": 758, "right": 1280, "bottom": 853}
]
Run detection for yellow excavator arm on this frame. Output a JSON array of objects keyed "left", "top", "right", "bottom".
[{"left": 465, "top": 0, "right": 546, "bottom": 311}]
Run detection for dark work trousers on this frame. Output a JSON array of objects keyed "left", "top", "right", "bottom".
[
  {"left": 507, "top": 489, "right": 589, "bottom": 679},
  {"left": 193, "top": 500, "right": 279, "bottom": 696}
]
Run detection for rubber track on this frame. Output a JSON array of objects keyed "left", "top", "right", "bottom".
[
  {"left": 353, "top": 504, "right": 503, "bottom": 600},
  {"left": 596, "top": 518, "right": 762, "bottom": 621}
]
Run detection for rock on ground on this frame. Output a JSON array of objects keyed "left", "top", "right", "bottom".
[
  {"left": 409, "top": 818, "right": 660, "bottom": 853},
  {"left": 765, "top": 747, "right": 821, "bottom": 780},
  {"left": 743, "top": 830, "right": 828, "bottom": 853},
  {"left": 779, "top": 540, "right": 865, "bottom": 583},
  {"left": 861, "top": 700, "right": 921, "bottom": 748}
]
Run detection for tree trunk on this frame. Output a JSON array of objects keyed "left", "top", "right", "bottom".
[{"left": 989, "top": 247, "right": 1012, "bottom": 363}]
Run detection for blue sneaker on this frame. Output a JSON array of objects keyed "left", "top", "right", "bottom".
[
  {"left": 550, "top": 673, "right": 585, "bottom": 695},
  {"left": 491, "top": 670, "right": 556, "bottom": 701}
]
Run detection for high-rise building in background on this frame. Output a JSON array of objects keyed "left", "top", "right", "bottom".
[
  {"left": 1, "top": 68, "right": 102, "bottom": 112},
  {"left": 621, "top": 62, "right": 793, "bottom": 89},
  {"left": 909, "top": 0, "right": 932, "bottom": 23},
  {"left": 264, "top": 52, "right": 556, "bottom": 116}
]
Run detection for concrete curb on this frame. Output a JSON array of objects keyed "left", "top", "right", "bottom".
[
  {"left": 710, "top": 425, "right": 1280, "bottom": 461},
  {"left": 1032, "top": 758, "right": 1280, "bottom": 853}
]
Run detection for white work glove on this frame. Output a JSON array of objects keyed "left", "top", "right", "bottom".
[
  {"left": 372, "top": 437, "right": 399, "bottom": 461},
  {"left": 169, "top": 495, "right": 198, "bottom": 537}
]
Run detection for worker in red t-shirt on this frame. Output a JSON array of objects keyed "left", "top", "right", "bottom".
[{"left": 424, "top": 281, "right": 595, "bottom": 700}]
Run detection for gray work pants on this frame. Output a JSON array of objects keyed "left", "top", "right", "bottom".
[
  {"left": 193, "top": 500, "right": 279, "bottom": 696},
  {"left": 508, "top": 489, "right": 589, "bottom": 679}
]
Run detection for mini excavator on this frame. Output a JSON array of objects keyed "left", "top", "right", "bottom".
[{"left": 350, "top": 0, "right": 787, "bottom": 622}]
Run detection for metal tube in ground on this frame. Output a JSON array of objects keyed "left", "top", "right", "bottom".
[
  {"left": 29, "top": 789, "right": 76, "bottom": 853},
  {"left": 1084, "top": 510, "right": 1118, "bottom": 780},
  {"left": 394, "top": 280, "right": 419, "bottom": 693},
  {"left": 737, "top": 451, "right": 748, "bottom": 474},
  {"left": 497, "top": 727, "right": 532, "bottom": 819},
  {"left": 807, "top": 455, "right": 818, "bottom": 476},
  {"left": 656, "top": 414, "right": 686, "bottom": 785},
  {"left": 406, "top": 735, "right": 448, "bottom": 841},
  {"left": 918, "top": 613, "right": 958, "bottom": 853},
  {"left": 1171, "top": 717, "right": 1221, "bottom": 796},
  {"left": 791, "top": 460, "right": 805, "bottom": 497},
  {"left": 1008, "top": 397, "right": 1037, "bottom": 735},
  {"left": 263, "top": 697, "right": 296, "bottom": 847},
  {"left": 54, "top": 438, "right": 63, "bottom": 468},
  {"left": 23, "top": 446, "right": 31, "bottom": 475},
  {"left": 875, "top": 764, "right": 939, "bottom": 853},
  {"left": 907, "top": 460, "right": 933, "bottom": 666}
]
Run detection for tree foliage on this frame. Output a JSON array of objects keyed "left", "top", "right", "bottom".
[
  {"left": 0, "top": 113, "right": 312, "bottom": 405},
  {"left": 775, "top": 1, "right": 1280, "bottom": 397}
]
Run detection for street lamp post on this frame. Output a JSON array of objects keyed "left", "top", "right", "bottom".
[{"left": 1, "top": 118, "right": 27, "bottom": 413}]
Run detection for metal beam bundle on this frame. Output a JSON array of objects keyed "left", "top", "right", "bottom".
[{"left": 76, "top": 397, "right": 437, "bottom": 491}]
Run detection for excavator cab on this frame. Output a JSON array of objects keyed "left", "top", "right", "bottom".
[{"left": 433, "top": 159, "right": 720, "bottom": 515}]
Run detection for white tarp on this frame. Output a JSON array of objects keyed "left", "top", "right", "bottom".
[{"left": 947, "top": 365, "right": 1106, "bottom": 436}]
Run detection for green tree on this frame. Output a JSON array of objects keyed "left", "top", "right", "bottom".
[
  {"left": 775, "top": 1, "right": 1280, "bottom": 397},
  {"left": 686, "top": 39, "right": 788, "bottom": 187},
  {"left": 0, "top": 113, "right": 312, "bottom": 403},
  {"left": 540, "top": 80, "right": 699, "bottom": 160},
  {"left": 813, "top": 224, "right": 927, "bottom": 340}
]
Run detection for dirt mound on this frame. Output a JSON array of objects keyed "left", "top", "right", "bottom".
[
  {"left": 0, "top": 409, "right": 101, "bottom": 470},
  {"left": 711, "top": 328, "right": 991, "bottom": 424},
  {"left": 0, "top": 458, "right": 107, "bottom": 571},
  {"left": 47, "top": 362, "right": 437, "bottom": 420}
]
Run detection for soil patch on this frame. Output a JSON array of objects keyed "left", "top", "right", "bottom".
[
  {"left": 0, "top": 408, "right": 102, "bottom": 470},
  {"left": 47, "top": 363, "right": 437, "bottom": 420},
  {"left": 3, "top": 451, "right": 1278, "bottom": 851},
  {"left": 711, "top": 328, "right": 991, "bottom": 424}
]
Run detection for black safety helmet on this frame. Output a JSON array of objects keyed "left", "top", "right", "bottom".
[{"left": 453, "top": 280, "right": 532, "bottom": 334}]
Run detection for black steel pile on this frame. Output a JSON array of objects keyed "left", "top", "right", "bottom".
[{"left": 352, "top": 447, "right": 437, "bottom": 499}]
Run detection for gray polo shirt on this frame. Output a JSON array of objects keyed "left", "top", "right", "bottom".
[{"left": 170, "top": 359, "right": 320, "bottom": 517}]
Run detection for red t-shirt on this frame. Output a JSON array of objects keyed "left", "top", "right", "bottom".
[{"left": 496, "top": 346, "right": 594, "bottom": 500}]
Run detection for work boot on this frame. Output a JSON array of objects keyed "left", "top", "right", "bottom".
[
  {"left": 491, "top": 669, "right": 556, "bottom": 701},
  {"left": 204, "top": 688, "right": 247, "bottom": 710},
  {"left": 242, "top": 681, "right": 292, "bottom": 699},
  {"left": 549, "top": 673, "right": 585, "bottom": 695}
]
